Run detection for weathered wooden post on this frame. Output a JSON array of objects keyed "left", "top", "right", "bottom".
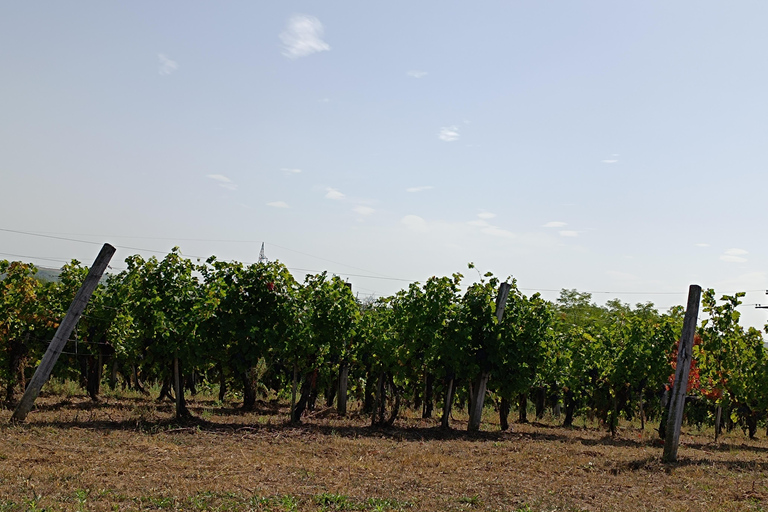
[
  {"left": 468, "top": 282, "right": 512, "bottom": 431},
  {"left": 337, "top": 281, "right": 353, "bottom": 416},
  {"left": 662, "top": 284, "right": 701, "bottom": 463},
  {"left": 11, "top": 243, "right": 115, "bottom": 422},
  {"left": 337, "top": 363, "right": 349, "bottom": 416}
]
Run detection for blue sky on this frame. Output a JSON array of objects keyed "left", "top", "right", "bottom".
[{"left": 2, "top": 2, "right": 768, "bottom": 326}]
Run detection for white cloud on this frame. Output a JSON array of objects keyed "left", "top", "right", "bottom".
[
  {"left": 559, "top": 230, "right": 579, "bottom": 237},
  {"left": 325, "top": 187, "right": 345, "bottom": 200},
  {"left": 543, "top": 221, "right": 567, "bottom": 228},
  {"left": 407, "top": 70, "right": 427, "bottom": 78},
  {"left": 267, "top": 201, "right": 289, "bottom": 208},
  {"left": 406, "top": 186, "right": 434, "bottom": 193},
  {"left": 401, "top": 215, "right": 428, "bottom": 233},
  {"left": 206, "top": 174, "right": 237, "bottom": 191},
  {"left": 477, "top": 212, "right": 496, "bottom": 220},
  {"left": 280, "top": 15, "right": 330, "bottom": 59},
  {"left": 158, "top": 54, "right": 179, "bottom": 76},
  {"left": 438, "top": 126, "right": 460, "bottom": 142},
  {"left": 481, "top": 226, "right": 515, "bottom": 239},
  {"left": 695, "top": 243, "right": 711, "bottom": 247},
  {"left": 353, "top": 206, "right": 375, "bottom": 216},
  {"left": 602, "top": 159, "right": 618, "bottom": 164},
  {"left": 281, "top": 168, "right": 302, "bottom": 174},
  {"left": 721, "top": 248, "right": 748, "bottom": 263}
]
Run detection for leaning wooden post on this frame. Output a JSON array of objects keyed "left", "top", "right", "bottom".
[
  {"left": 468, "top": 282, "right": 512, "bottom": 431},
  {"left": 11, "top": 244, "right": 115, "bottom": 422},
  {"left": 662, "top": 284, "right": 701, "bottom": 463}
]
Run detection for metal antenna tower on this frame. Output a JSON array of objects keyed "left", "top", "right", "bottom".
[{"left": 258, "top": 243, "right": 268, "bottom": 264}]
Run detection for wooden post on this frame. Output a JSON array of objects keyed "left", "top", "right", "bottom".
[
  {"left": 468, "top": 282, "right": 512, "bottom": 431},
  {"left": 337, "top": 363, "right": 349, "bottom": 416},
  {"left": 662, "top": 284, "right": 701, "bottom": 463},
  {"left": 173, "top": 356, "right": 182, "bottom": 417},
  {"left": 11, "top": 243, "right": 115, "bottom": 422},
  {"left": 291, "top": 362, "right": 297, "bottom": 420},
  {"left": 440, "top": 373, "right": 455, "bottom": 429}
]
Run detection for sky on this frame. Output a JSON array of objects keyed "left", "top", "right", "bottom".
[{"left": 2, "top": 1, "right": 768, "bottom": 328}]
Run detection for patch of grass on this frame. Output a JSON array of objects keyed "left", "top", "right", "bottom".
[
  {"left": 365, "top": 497, "right": 413, "bottom": 511},
  {"left": 73, "top": 488, "right": 89, "bottom": 511},
  {"left": 41, "top": 378, "right": 83, "bottom": 398},
  {"left": 457, "top": 494, "right": 481, "bottom": 506},
  {"left": 315, "top": 493, "right": 353, "bottom": 510},
  {"left": 279, "top": 495, "right": 299, "bottom": 512},
  {"left": 137, "top": 495, "right": 176, "bottom": 509}
]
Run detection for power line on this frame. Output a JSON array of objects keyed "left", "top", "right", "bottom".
[
  {"left": 0, "top": 227, "right": 208, "bottom": 260},
  {"left": 1, "top": 228, "right": 398, "bottom": 279},
  {"left": 3, "top": 227, "right": 767, "bottom": 299},
  {"left": 0, "top": 252, "right": 71, "bottom": 264}
]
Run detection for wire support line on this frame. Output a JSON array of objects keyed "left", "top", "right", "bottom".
[
  {"left": 0, "top": 252, "right": 72, "bottom": 264},
  {"left": 1, "top": 228, "right": 398, "bottom": 280},
  {"left": 287, "top": 267, "right": 415, "bottom": 283},
  {"left": 0, "top": 227, "right": 208, "bottom": 260},
  {"left": 4, "top": 228, "right": 768, "bottom": 298}
]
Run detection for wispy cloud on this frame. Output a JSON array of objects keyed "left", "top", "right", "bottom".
[
  {"left": 721, "top": 248, "right": 748, "bottom": 263},
  {"left": 353, "top": 206, "right": 375, "bottom": 216},
  {"left": 281, "top": 168, "right": 302, "bottom": 174},
  {"left": 481, "top": 226, "right": 515, "bottom": 239},
  {"left": 695, "top": 243, "right": 711, "bottom": 247},
  {"left": 280, "top": 15, "right": 330, "bottom": 59},
  {"left": 158, "top": 54, "right": 179, "bottom": 76},
  {"left": 267, "top": 201, "right": 289, "bottom": 208},
  {"left": 401, "top": 215, "right": 428, "bottom": 233},
  {"left": 543, "top": 221, "right": 567, "bottom": 228},
  {"left": 407, "top": 70, "right": 427, "bottom": 78},
  {"left": 406, "top": 185, "right": 434, "bottom": 193},
  {"left": 466, "top": 212, "right": 515, "bottom": 238},
  {"left": 559, "top": 230, "right": 579, "bottom": 237},
  {"left": 325, "top": 187, "right": 345, "bottom": 200},
  {"left": 206, "top": 174, "right": 237, "bottom": 191},
  {"left": 438, "top": 126, "right": 459, "bottom": 142},
  {"left": 602, "top": 153, "right": 619, "bottom": 164}
]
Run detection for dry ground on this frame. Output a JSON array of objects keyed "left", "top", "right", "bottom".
[{"left": 1, "top": 390, "right": 767, "bottom": 511}]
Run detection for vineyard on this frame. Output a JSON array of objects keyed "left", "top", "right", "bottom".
[
  {"left": 2, "top": 251, "right": 768, "bottom": 510},
  {"left": 2, "top": 251, "right": 768, "bottom": 437}
]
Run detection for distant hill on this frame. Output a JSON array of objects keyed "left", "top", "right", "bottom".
[
  {"left": 1, "top": 265, "right": 111, "bottom": 284},
  {"left": 35, "top": 266, "right": 63, "bottom": 282}
]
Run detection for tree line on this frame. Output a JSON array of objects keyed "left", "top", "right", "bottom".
[{"left": 1, "top": 251, "right": 767, "bottom": 438}]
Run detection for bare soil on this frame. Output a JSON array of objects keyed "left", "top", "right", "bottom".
[{"left": 1, "top": 393, "right": 767, "bottom": 511}]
